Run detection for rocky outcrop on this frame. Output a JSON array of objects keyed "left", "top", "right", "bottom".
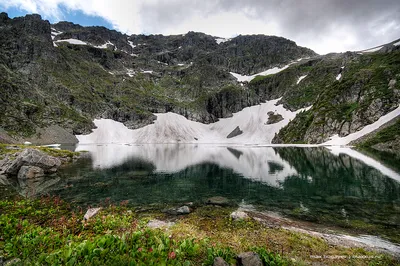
[
  {"left": 266, "top": 111, "right": 284, "bottom": 124},
  {"left": 2, "top": 149, "right": 61, "bottom": 178}
]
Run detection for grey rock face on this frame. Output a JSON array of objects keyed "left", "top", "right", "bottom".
[
  {"left": 227, "top": 126, "right": 243, "bottom": 138},
  {"left": 17, "top": 166, "right": 44, "bottom": 179},
  {"left": 4, "top": 148, "right": 61, "bottom": 176},
  {"left": 213, "top": 257, "right": 229, "bottom": 266},
  {"left": 237, "top": 252, "right": 263, "bottom": 266}
]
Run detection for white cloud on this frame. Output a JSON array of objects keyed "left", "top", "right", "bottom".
[{"left": 1, "top": 0, "right": 399, "bottom": 54}]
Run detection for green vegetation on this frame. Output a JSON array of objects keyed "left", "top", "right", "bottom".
[
  {"left": 0, "top": 144, "right": 79, "bottom": 160},
  {"left": 358, "top": 118, "right": 400, "bottom": 148},
  {"left": 0, "top": 198, "right": 395, "bottom": 265},
  {"left": 274, "top": 51, "right": 400, "bottom": 144}
]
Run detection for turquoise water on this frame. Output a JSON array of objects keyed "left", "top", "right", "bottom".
[{"left": 4, "top": 144, "right": 400, "bottom": 242}]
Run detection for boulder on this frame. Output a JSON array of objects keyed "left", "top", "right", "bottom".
[
  {"left": 164, "top": 205, "right": 191, "bottom": 215},
  {"left": 237, "top": 252, "right": 263, "bottom": 266},
  {"left": 227, "top": 126, "right": 243, "bottom": 138},
  {"left": 230, "top": 211, "right": 249, "bottom": 221},
  {"left": 213, "top": 257, "right": 229, "bottom": 266},
  {"left": 177, "top": 205, "right": 191, "bottom": 214},
  {"left": 17, "top": 166, "right": 44, "bottom": 179},
  {"left": 206, "top": 196, "right": 230, "bottom": 206},
  {"left": 3, "top": 148, "right": 61, "bottom": 175}
]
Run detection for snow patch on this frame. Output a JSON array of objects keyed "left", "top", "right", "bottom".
[
  {"left": 51, "top": 28, "right": 63, "bottom": 40},
  {"left": 297, "top": 75, "right": 307, "bottom": 84},
  {"left": 126, "top": 69, "right": 135, "bottom": 77},
  {"left": 55, "top": 39, "right": 87, "bottom": 45},
  {"left": 76, "top": 98, "right": 310, "bottom": 145},
  {"left": 141, "top": 70, "right": 153, "bottom": 74},
  {"left": 324, "top": 105, "right": 400, "bottom": 146},
  {"left": 230, "top": 60, "right": 301, "bottom": 83},
  {"left": 393, "top": 40, "right": 400, "bottom": 46},
  {"left": 94, "top": 41, "right": 114, "bottom": 49},
  {"left": 128, "top": 40, "right": 136, "bottom": 49},
  {"left": 361, "top": 46, "right": 383, "bottom": 53},
  {"left": 177, "top": 63, "right": 185, "bottom": 66},
  {"left": 336, "top": 73, "right": 342, "bottom": 80}
]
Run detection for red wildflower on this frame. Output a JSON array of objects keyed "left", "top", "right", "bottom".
[{"left": 168, "top": 251, "right": 176, "bottom": 259}]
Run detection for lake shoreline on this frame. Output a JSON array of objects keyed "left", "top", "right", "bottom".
[{"left": 0, "top": 196, "right": 398, "bottom": 265}]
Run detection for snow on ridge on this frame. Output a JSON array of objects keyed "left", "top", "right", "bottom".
[
  {"left": 360, "top": 46, "right": 383, "bottom": 53},
  {"left": 393, "top": 40, "right": 400, "bottom": 46},
  {"left": 55, "top": 39, "right": 87, "bottom": 45},
  {"left": 323, "top": 105, "right": 400, "bottom": 146},
  {"left": 230, "top": 59, "right": 302, "bottom": 83},
  {"left": 297, "top": 75, "right": 307, "bottom": 84},
  {"left": 215, "top": 37, "right": 231, "bottom": 44}
]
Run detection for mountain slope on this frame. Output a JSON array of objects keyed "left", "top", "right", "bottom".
[
  {"left": 0, "top": 12, "right": 399, "bottom": 150},
  {"left": 0, "top": 13, "right": 316, "bottom": 144}
]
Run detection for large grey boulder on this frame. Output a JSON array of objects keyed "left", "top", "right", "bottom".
[{"left": 4, "top": 148, "right": 61, "bottom": 176}]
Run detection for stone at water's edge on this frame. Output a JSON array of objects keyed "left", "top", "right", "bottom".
[
  {"left": 230, "top": 210, "right": 249, "bottom": 220},
  {"left": 177, "top": 205, "right": 191, "bottom": 214},
  {"left": 3, "top": 148, "right": 61, "bottom": 176},
  {"left": 17, "top": 166, "right": 44, "bottom": 180},
  {"left": 237, "top": 252, "right": 263, "bottom": 266},
  {"left": 213, "top": 257, "right": 229, "bottom": 266},
  {"left": 206, "top": 196, "right": 231, "bottom": 206}
]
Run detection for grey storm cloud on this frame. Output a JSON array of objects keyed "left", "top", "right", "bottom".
[{"left": 138, "top": 0, "right": 400, "bottom": 53}]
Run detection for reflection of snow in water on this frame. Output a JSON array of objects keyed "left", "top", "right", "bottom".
[
  {"left": 328, "top": 147, "right": 400, "bottom": 182},
  {"left": 75, "top": 144, "right": 297, "bottom": 187}
]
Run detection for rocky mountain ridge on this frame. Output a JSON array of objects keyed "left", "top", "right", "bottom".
[{"left": 0, "top": 12, "right": 399, "bottom": 151}]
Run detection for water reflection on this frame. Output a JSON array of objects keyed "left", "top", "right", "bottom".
[
  {"left": 4, "top": 145, "right": 400, "bottom": 243},
  {"left": 75, "top": 144, "right": 297, "bottom": 187}
]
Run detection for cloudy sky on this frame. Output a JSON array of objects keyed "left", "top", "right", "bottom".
[{"left": 1, "top": 0, "right": 400, "bottom": 54}]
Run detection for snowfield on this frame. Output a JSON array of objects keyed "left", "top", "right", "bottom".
[{"left": 77, "top": 98, "right": 310, "bottom": 144}]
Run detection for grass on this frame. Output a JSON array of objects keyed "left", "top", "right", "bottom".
[
  {"left": 0, "top": 198, "right": 396, "bottom": 265},
  {"left": 0, "top": 144, "right": 79, "bottom": 160}
]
